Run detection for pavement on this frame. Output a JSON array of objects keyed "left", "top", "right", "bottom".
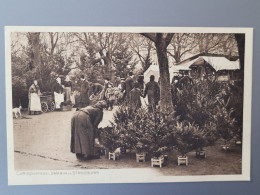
[{"left": 12, "top": 107, "right": 161, "bottom": 176}]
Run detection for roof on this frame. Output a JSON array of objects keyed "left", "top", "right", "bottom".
[
  {"left": 176, "top": 53, "right": 239, "bottom": 65},
  {"left": 175, "top": 56, "right": 240, "bottom": 72},
  {"left": 199, "top": 56, "right": 240, "bottom": 71},
  {"left": 143, "top": 65, "right": 176, "bottom": 83}
]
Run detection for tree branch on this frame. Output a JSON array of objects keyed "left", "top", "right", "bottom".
[
  {"left": 140, "top": 33, "right": 157, "bottom": 42},
  {"left": 165, "top": 33, "right": 174, "bottom": 46}
]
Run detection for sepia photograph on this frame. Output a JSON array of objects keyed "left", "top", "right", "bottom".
[{"left": 5, "top": 26, "right": 252, "bottom": 185}]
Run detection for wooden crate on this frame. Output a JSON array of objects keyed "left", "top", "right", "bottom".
[
  {"left": 108, "top": 152, "right": 120, "bottom": 160},
  {"left": 136, "top": 153, "right": 146, "bottom": 162},
  {"left": 151, "top": 156, "right": 164, "bottom": 168},
  {"left": 221, "top": 144, "right": 231, "bottom": 151},
  {"left": 178, "top": 156, "right": 188, "bottom": 166},
  {"left": 196, "top": 151, "right": 207, "bottom": 158}
]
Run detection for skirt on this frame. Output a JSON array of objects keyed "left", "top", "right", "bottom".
[{"left": 30, "top": 93, "right": 42, "bottom": 111}]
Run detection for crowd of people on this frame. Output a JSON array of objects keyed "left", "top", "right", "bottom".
[
  {"left": 27, "top": 70, "right": 197, "bottom": 115},
  {"left": 27, "top": 71, "right": 195, "bottom": 161}
]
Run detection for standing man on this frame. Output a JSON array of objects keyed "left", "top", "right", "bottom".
[
  {"left": 125, "top": 72, "right": 134, "bottom": 102},
  {"left": 129, "top": 82, "right": 143, "bottom": 110},
  {"left": 98, "top": 79, "right": 109, "bottom": 101},
  {"left": 179, "top": 72, "right": 193, "bottom": 90},
  {"left": 137, "top": 75, "right": 144, "bottom": 92},
  {"left": 78, "top": 75, "right": 90, "bottom": 109},
  {"left": 144, "top": 75, "right": 160, "bottom": 111}
]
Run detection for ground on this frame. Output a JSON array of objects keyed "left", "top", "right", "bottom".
[{"left": 12, "top": 108, "right": 242, "bottom": 176}]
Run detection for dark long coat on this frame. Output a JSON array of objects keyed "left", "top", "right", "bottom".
[
  {"left": 78, "top": 80, "right": 90, "bottom": 108},
  {"left": 129, "top": 88, "right": 142, "bottom": 109},
  {"left": 144, "top": 81, "right": 160, "bottom": 106},
  {"left": 52, "top": 81, "right": 63, "bottom": 93},
  {"left": 70, "top": 105, "right": 103, "bottom": 156},
  {"left": 125, "top": 76, "right": 134, "bottom": 99}
]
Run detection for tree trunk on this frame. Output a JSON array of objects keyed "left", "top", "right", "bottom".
[
  {"left": 155, "top": 40, "right": 174, "bottom": 114},
  {"left": 30, "top": 33, "right": 42, "bottom": 84},
  {"left": 235, "top": 34, "right": 245, "bottom": 71}
]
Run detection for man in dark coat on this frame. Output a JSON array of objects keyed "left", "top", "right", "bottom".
[
  {"left": 89, "top": 82, "right": 103, "bottom": 96},
  {"left": 144, "top": 75, "right": 160, "bottom": 111},
  {"left": 179, "top": 73, "right": 193, "bottom": 90},
  {"left": 137, "top": 75, "right": 144, "bottom": 93},
  {"left": 78, "top": 75, "right": 90, "bottom": 108},
  {"left": 70, "top": 100, "right": 107, "bottom": 160},
  {"left": 129, "top": 82, "right": 143, "bottom": 110},
  {"left": 52, "top": 77, "right": 64, "bottom": 94},
  {"left": 125, "top": 72, "right": 134, "bottom": 102}
]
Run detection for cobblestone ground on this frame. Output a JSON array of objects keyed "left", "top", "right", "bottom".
[{"left": 13, "top": 107, "right": 242, "bottom": 176}]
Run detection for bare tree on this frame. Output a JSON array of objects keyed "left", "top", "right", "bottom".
[
  {"left": 167, "top": 33, "right": 197, "bottom": 63},
  {"left": 140, "top": 33, "right": 174, "bottom": 114},
  {"left": 221, "top": 34, "right": 238, "bottom": 58},
  {"left": 194, "top": 33, "right": 226, "bottom": 54},
  {"left": 130, "top": 34, "right": 155, "bottom": 73},
  {"left": 73, "top": 32, "right": 133, "bottom": 80}
]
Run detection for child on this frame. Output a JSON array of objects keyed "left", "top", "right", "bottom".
[{"left": 105, "top": 84, "right": 116, "bottom": 110}]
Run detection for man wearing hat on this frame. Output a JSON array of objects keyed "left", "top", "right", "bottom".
[
  {"left": 144, "top": 75, "right": 160, "bottom": 111},
  {"left": 78, "top": 75, "right": 90, "bottom": 109},
  {"left": 125, "top": 72, "right": 134, "bottom": 102}
]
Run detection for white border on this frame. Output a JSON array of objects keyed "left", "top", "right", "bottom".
[{"left": 5, "top": 26, "right": 253, "bottom": 185}]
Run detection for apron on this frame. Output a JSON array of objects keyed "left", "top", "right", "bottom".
[
  {"left": 54, "top": 92, "right": 64, "bottom": 109},
  {"left": 30, "top": 93, "right": 42, "bottom": 111}
]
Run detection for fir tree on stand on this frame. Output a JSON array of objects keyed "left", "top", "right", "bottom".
[
  {"left": 141, "top": 108, "right": 176, "bottom": 159},
  {"left": 98, "top": 126, "right": 121, "bottom": 156}
]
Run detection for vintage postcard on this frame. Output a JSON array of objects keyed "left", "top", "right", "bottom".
[{"left": 5, "top": 26, "right": 253, "bottom": 185}]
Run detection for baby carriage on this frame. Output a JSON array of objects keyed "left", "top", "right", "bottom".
[{"left": 40, "top": 92, "right": 55, "bottom": 113}]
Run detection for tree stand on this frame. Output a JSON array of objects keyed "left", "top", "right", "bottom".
[
  {"left": 136, "top": 153, "right": 146, "bottom": 162},
  {"left": 151, "top": 156, "right": 164, "bottom": 168},
  {"left": 178, "top": 156, "right": 188, "bottom": 166},
  {"left": 196, "top": 150, "right": 207, "bottom": 158},
  {"left": 221, "top": 144, "right": 231, "bottom": 151},
  {"left": 109, "top": 152, "right": 120, "bottom": 160}
]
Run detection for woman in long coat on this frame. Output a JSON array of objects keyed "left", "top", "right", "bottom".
[{"left": 70, "top": 101, "right": 107, "bottom": 160}]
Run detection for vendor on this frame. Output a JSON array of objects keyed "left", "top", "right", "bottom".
[
  {"left": 53, "top": 77, "right": 64, "bottom": 109},
  {"left": 28, "top": 79, "right": 42, "bottom": 115}
]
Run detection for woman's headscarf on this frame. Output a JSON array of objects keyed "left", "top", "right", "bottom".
[{"left": 56, "top": 77, "right": 61, "bottom": 84}]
